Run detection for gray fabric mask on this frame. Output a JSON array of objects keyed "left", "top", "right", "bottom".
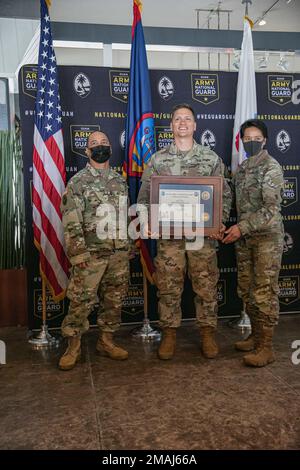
[{"left": 243, "top": 141, "right": 263, "bottom": 158}]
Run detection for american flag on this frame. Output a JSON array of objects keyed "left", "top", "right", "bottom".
[{"left": 32, "top": 0, "right": 69, "bottom": 301}]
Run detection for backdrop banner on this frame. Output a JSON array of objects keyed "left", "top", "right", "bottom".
[{"left": 18, "top": 66, "right": 300, "bottom": 328}]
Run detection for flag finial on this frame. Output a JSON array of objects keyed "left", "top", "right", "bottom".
[
  {"left": 244, "top": 16, "right": 254, "bottom": 28},
  {"left": 134, "top": 0, "right": 142, "bottom": 13},
  {"left": 242, "top": 0, "right": 252, "bottom": 17}
]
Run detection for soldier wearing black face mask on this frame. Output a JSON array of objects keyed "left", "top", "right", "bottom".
[
  {"left": 59, "top": 131, "right": 130, "bottom": 371},
  {"left": 90, "top": 144, "right": 111, "bottom": 164},
  {"left": 223, "top": 119, "right": 284, "bottom": 368}
]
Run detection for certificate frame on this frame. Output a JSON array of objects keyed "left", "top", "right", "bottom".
[{"left": 150, "top": 175, "right": 223, "bottom": 237}]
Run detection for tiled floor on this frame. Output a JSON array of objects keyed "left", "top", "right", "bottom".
[{"left": 0, "top": 316, "right": 300, "bottom": 450}]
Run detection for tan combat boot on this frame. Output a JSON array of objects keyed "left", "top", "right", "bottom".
[
  {"left": 243, "top": 326, "right": 275, "bottom": 367},
  {"left": 235, "top": 321, "right": 259, "bottom": 352},
  {"left": 59, "top": 336, "right": 81, "bottom": 371},
  {"left": 158, "top": 328, "right": 176, "bottom": 360},
  {"left": 200, "top": 326, "right": 219, "bottom": 358},
  {"left": 96, "top": 332, "right": 128, "bottom": 360}
]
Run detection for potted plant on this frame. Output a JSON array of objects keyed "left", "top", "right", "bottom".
[{"left": 0, "top": 130, "right": 27, "bottom": 326}]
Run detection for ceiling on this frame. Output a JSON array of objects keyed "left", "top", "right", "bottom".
[
  {"left": 0, "top": 0, "right": 300, "bottom": 32},
  {"left": 47, "top": 0, "right": 300, "bottom": 32}
]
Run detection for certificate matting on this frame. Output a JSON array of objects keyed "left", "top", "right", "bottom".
[{"left": 150, "top": 176, "right": 223, "bottom": 237}]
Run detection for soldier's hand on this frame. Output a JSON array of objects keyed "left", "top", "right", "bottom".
[
  {"left": 209, "top": 223, "right": 226, "bottom": 240},
  {"left": 222, "top": 225, "right": 242, "bottom": 244}
]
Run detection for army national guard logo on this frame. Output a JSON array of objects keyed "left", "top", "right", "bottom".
[
  {"left": 122, "top": 259, "right": 144, "bottom": 317},
  {"left": 70, "top": 125, "right": 100, "bottom": 157},
  {"left": 276, "top": 129, "right": 291, "bottom": 153},
  {"left": 268, "top": 75, "right": 294, "bottom": 105},
  {"left": 217, "top": 279, "right": 226, "bottom": 307},
  {"left": 109, "top": 70, "right": 129, "bottom": 103},
  {"left": 155, "top": 126, "right": 174, "bottom": 150},
  {"left": 73, "top": 73, "right": 91, "bottom": 98},
  {"left": 282, "top": 177, "right": 297, "bottom": 208},
  {"left": 158, "top": 76, "right": 174, "bottom": 101},
  {"left": 200, "top": 129, "right": 216, "bottom": 150},
  {"left": 191, "top": 73, "right": 219, "bottom": 105},
  {"left": 279, "top": 276, "right": 299, "bottom": 305},
  {"left": 21, "top": 65, "right": 38, "bottom": 98},
  {"left": 34, "top": 289, "right": 65, "bottom": 321}
]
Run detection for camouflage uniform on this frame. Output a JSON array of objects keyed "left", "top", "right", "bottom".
[
  {"left": 137, "top": 140, "right": 232, "bottom": 328},
  {"left": 61, "top": 163, "right": 130, "bottom": 337},
  {"left": 234, "top": 150, "right": 284, "bottom": 327}
]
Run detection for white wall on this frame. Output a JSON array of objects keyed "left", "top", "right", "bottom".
[
  {"left": 1, "top": 18, "right": 299, "bottom": 77},
  {"left": 0, "top": 18, "right": 39, "bottom": 74}
]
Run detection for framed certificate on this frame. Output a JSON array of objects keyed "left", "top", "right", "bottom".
[{"left": 150, "top": 176, "right": 223, "bottom": 237}]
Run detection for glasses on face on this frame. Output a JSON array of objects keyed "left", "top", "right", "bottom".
[{"left": 242, "top": 137, "right": 264, "bottom": 143}]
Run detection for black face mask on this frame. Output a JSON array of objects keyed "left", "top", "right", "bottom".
[
  {"left": 90, "top": 145, "right": 111, "bottom": 164},
  {"left": 243, "top": 141, "right": 263, "bottom": 158}
]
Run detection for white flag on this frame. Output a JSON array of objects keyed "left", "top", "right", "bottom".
[{"left": 231, "top": 17, "right": 257, "bottom": 173}]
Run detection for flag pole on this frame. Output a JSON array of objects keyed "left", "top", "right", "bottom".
[
  {"left": 242, "top": 0, "right": 252, "bottom": 17},
  {"left": 131, "top": 266, "right": 161, "bottom": 341},
  {"left": 28, "top": 0, "right": 68, "bottom": 347},
  {"left": 229, "top": 0, "right": 253, "bottom": 332},
  {"left": 29, "top": 274, "right": 59, "bottom": 349},
  {"left": 125, "top": 0, "right": 160, "bottom": 341}
]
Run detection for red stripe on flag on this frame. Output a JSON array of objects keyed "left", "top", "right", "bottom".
[
  {"left": 139, "top": 239, "right": 155, "bottom": 284},
  {"left": 33, "top": 222, "right": 67, "bottom": 299},
  {"left": 45, "top": 134, "right": 66, "bottom": 182},
  {"left": 33, "top": 222, "right": 41, "bottom": 245},
  {"left": 132, "top": 2, "right": 141, "bottom": 37},
  {"left": 33, "top": 187, "right": 70, "bottom": 275},
  {"left": 40, "top": 250, "right": 64, "bottom": 298},
  {"left": 33, "top": 146, "right": 63, "bottom": 218},
  {"left": 235, "top": 133, "right": 240, "bottom": 152}
]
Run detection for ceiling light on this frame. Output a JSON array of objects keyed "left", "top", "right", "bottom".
[
  {"left": 232, "top": 52, "right": 240, "bottom": 70},
  {"left": 257, "top": 52, "right": 269, "bottom": 69},
  {"left": 277, "top": 53, "right": 289, "bottom": 72},
  {"left": 258, "top": 19, "right": 266, "bottom": 26}
]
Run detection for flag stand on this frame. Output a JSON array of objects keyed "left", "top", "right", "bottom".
[
  {"left": 29, "top": 277, "right": 60, "bottom": 349},
  {"left": 131, "top": 267, "right": 161, "bottom": 341},
  {"left": 228, "top": 303, "right": 251, "bottom": 333}
]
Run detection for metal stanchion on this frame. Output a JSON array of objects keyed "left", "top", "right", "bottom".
[
  {"left": 228, "top": 303, "right": 251, "bottom": 333},
  {"left": 131, "top": 267, "right": 161, "bottom": 341},
  {"left": 28, "top": 277, "right": 60, "bottom": 349}
]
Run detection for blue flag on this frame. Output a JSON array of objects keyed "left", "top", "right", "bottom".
[
  {"left": 124, "top": 0, "right": 156, "bottom": 282},
  {"left": 124, "top": 0, "right": 155, "bottom": 203}
]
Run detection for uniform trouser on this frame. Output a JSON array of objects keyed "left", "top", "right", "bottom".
[
  {"left": 235, "top": 234, "right": 283, "bottom": 328},
  {"left": 154, "top": 239, "right": 219, "bottom": 329},
  {"left": 61, "top": 251, "right": 129, "bottom": 337}
]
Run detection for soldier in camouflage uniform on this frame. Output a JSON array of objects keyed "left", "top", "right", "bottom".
[
  {"left": 223, "top": 119, "right": 284, "bottom": 367},
  {"left": 59, "top": 131, "right": 130, "bottom": 370},
  {"left": 137, "top": 104, "right": 232, "bottom": 360}
]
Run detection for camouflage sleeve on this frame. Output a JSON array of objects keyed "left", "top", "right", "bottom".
[
  {"left": 212, "top": 157, "right": 233, "bottom": 223},
  {"left": 137, "top": 157, "right": 156, "bottom": 208},
  {"left": 238, "top": 165, "right": 284, "bottom": 236},
  {"left": 60, "top": 182, "right": 91, "bottom": 266}
]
